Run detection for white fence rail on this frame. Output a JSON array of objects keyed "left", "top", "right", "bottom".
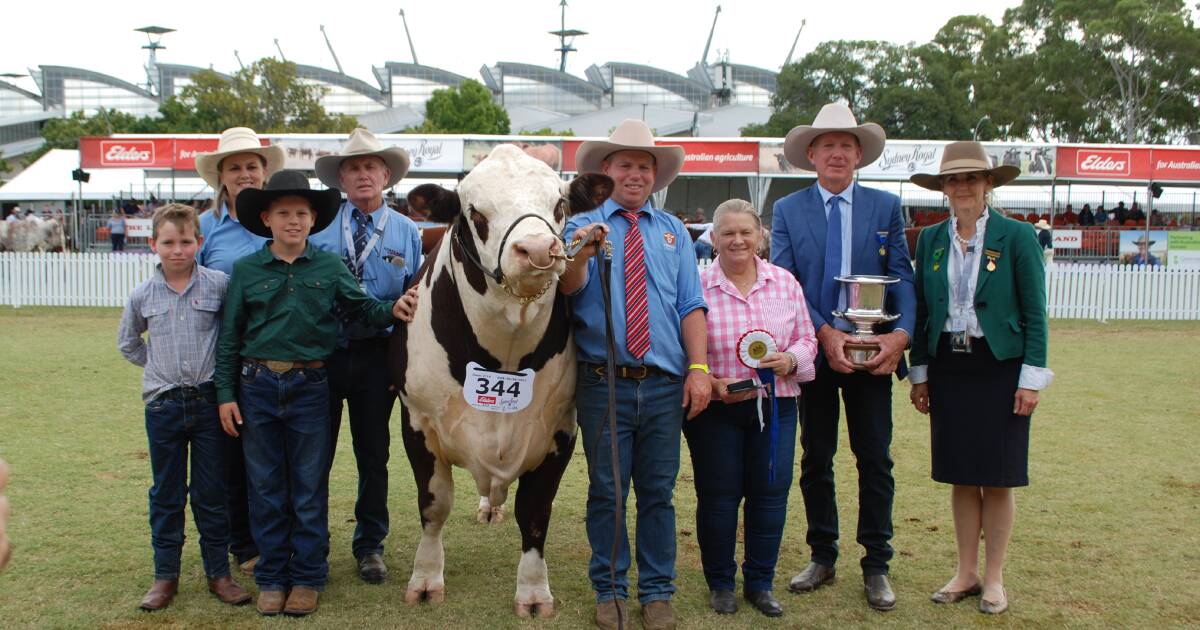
[
  {"left": 1046, "top": 263, "right": 1200, "bottom": 321},
  {"left": 1, "top": 252, "right": 158, "bottom": 308},
  {"left": 2, "top": 254, "right": 1198, "bottom": 320}
]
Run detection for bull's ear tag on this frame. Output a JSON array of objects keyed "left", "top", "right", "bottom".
[{"left": 464, "top": 361, "right": 535, "bottom": 413}]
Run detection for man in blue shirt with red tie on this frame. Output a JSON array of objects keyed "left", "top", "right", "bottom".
[
  {"left": 562, "top": 120, "right": 710, "bottom": 630},
  {"left": 770, "top": 103, "right": 915, "bottom": 611},
  {"left": 310, "top": 129, "right": 423, "bottom": 585}
]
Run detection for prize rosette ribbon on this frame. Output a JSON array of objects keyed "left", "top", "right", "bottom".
[{"left": 737, "top": 329, "right": 781, "bottom": 483}]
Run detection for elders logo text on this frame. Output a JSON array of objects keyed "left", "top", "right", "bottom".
[
  {"left": 101, "top": 141, "right": 155, "bottom": 166},
  {"left": 1077, "top": 150, "right": 1130, "bottom": 176}
]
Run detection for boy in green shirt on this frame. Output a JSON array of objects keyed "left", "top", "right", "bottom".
[{"left": 214, "top": 170, "right": 408, "bottom": 617}]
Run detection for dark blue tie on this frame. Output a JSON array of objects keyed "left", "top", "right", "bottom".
[
  {"left": 821, "top": 195, "right": 844, "bottom": 320},
  {"left": 351, "top": 208, "right": 370, "bottom": 278}
]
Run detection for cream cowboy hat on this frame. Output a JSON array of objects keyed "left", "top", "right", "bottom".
[
  {"left": 193, "top": 127, "right": 286, "bottom": 190},
  {"left": 575, "top": 119, "right": 684, "bottom": 193},
  {"left": 910, "top": 141, "right": 1020, "bottom": 191},
  {"left": 1035, "top": 219, "right": 1051, "bottom": 230},
  {"left": 315, "top": 128, "right": 411, "bottom": 189},
  {"left": 783, "top": 103, "right": 886, "bottom": 171}
]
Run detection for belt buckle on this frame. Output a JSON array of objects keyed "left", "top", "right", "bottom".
[
  {"left": 623, "top": 365, "right": 648, "bottom": 379},
  {"left": 263, "top": 359, "right": 294, "bottom": 374}
]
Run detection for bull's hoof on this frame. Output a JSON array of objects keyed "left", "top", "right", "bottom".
[
  {"left": 405, "top": 585, "right": 445, "bottom": 604},
  {"left": 515, "top": 600, "right": 556, "bottom": 618},
  {"left": 476, "top": 505, "right": 506, "bottom": 524}
]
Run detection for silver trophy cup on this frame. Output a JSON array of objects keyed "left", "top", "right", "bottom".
[{"left": 831, "top": 275, "right": 901, "bottom": 370}]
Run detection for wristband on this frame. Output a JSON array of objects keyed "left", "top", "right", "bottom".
[{"left": 688, "top": 363, "right": 710, "bottom": 374}]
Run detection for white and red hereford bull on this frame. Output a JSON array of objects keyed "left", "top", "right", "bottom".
[{"left": 389, "top": 144, "right": 611, "bottom": 617}]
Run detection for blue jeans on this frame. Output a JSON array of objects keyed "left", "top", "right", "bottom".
[
  {"left": 144, "top": 382, "right": 230, "bottom": 580},
  {"left": 576, "top": 364, "right": 683, "bottom": 605},
  {"left": 238, "top": 362, "right": 331, "bottom": 592},
  {"left": 683, "top": 397, "right": 797, "bottom": 592}
]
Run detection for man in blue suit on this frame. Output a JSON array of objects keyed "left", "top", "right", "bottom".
[{"left": 769, "top": 103, "right": 915, "bottom": 611}]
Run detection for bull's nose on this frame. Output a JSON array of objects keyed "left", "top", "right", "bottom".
[{"left": 513, "top": 234, "right": 559, "bottom": 270}]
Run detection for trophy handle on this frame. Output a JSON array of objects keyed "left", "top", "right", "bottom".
[
  {"left": 831, "top": 310, "right": 846, "bottom": 319},
  {"left": 878, "top": 312, "right": 900, "bottom": 323}
]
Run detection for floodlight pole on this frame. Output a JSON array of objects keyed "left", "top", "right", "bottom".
[
  {"left": 320, "top": 25, "right": 345, "bottom": 74},
  {"left": 700, "top": 5, "right": 721, "bottom": 67},
  {"left": 783, "top": 19, "right": 807, "bottom": 68},
  {"left": 274, "top": 39, "right": 288, "bottom": 63},
  {"left": 399, "top": 9, "right": 419, "bottom": 65}
]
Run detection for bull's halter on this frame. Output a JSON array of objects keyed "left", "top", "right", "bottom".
[{"left": 451, "top": 210, "right": 566, "bottom": 305}]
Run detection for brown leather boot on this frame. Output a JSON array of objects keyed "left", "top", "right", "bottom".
[
  {"left": 208, "top": 575, "right": 252, "bottom": 605},
  {"left": 594, "top": 599, "right": 628, "bottom": 630},
  {"left": 257, "top": 590, "right": 286, "bottom": 616},
  {"left": 642, "top": 600, "right": 677, "bottom": 630},
  {"left": 138, "top": 579, "right": 178, "bottom": 611},
  {"left": 283, "top": 586, "right": 320, "bottom": 616}
]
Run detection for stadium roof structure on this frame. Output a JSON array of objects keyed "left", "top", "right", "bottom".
[
  {"left": 694, "top": 104, "right": 771, "bottom": 137},
  {"left": 36, "top": 65, "right": 158, "bottom": 114},
  {"left": 589, "top": 62, "right": 713, "bottom": 111},
  {"left": 355, "top": 105, "right": 425, "bottom": 133},
  {"left": 482, "top": 62, "right": 604, "bottom": 114}
]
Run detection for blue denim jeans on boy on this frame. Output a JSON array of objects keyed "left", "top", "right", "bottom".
[
  {"left": 238, "top": 362, "right": 331, "bottom": 592},
  {"left": 144, "top": 382, "right": 231, "bottom": 581},
  {"left": 575, "top": 364, "right": 683, "bottom": 605},
  {"left": 683, "top": 396, "right": 797, "bottom": 593}
]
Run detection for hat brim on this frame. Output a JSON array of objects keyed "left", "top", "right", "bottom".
[
  {"left": 783, "top": 123, "right": 886, "bottom": 171},
  {"left": 314, "top": 148, "right": 411, "bottom": 190},
  {"left": 574, "top": 141, "right": 684, "bottom": 193},
  {"left": 194, "top": 145, "right": 287, "bottom": 191},
  {"left": 234, "top": 188, "right": 343, "bottom": 238},
  {"left": 910, "top": 164, "right": 1021, "bottom": 191}
]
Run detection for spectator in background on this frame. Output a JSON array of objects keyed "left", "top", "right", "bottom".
[
  {"left": 1094, "top": 205, "right": 1109, "bottom": 225},
  {"left": 692, "top": 207, "right": 707, "bottom": 223},
  {"left": 108, "top": 210, "right": 127, "bottom": 252},
  {"left": 1078, "top": 204, "right": 1095, "bottom": 226},
  {"left": 1150, "top": 209, "right": 1164, "bottom": 226},
  {"left": 1113, "top": 202, "right": 1128, "bottom": 225},
  {"left": 1128, "top": 203, "right": 1146, "bottom": 224},
  {"left": 1035, "top": 219, "right": 1052, "bottom": 264},
  {"left": 694, "top": 222, "right": 715, "bottom": 261},
  {"left": 5, "top": 208, "right": 19, "bottom": 222},
  {"left": 1061, "top": 204, "right": 1077, "bottom": 225}
]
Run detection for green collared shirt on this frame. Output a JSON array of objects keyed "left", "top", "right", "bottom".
[{"left": 215, "top": 242, "right": 396, "bottom": 403}]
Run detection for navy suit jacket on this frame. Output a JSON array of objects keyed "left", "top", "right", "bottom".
[{"left": 770, "top": 182, "right": 916, "bottom": 378}]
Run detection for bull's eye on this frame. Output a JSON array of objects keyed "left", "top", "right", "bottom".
[
  {"left": 553, "top": 199, "right": 566, "bottom": 223},
  {"left": 468, "top": 205, "right": 490, "bottom": 243}
]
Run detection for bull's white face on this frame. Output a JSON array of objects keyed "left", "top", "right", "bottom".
[{"left": 455, "top": 144, "right": 568, "bottom": 296}]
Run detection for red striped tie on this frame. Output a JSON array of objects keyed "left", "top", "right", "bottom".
[{"left": 619, "top": 210, "right": 650, "bottom": 359}]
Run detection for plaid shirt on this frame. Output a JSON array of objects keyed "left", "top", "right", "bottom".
[
  {"left": 701, "top": 256, "right": 818, "bottom": 397},
  {"left": 118, "top": 264, "right": 229, "bottom": 403}
]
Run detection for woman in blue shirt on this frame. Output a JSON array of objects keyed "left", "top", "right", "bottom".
[{"left": 194, "top": 127, "right": 286, "bottom": 274}]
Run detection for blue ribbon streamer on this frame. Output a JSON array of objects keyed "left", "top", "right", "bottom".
[{"left": 756, "top": 367, "right": 780, "bottom": 484}]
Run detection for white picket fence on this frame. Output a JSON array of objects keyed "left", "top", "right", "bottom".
[
  {"left": 1046, "top": 263, "right": 1200, "bottom": 321},
  {"left": 0, "top": 252, "right": 158, "bottom": 308},
  {"left": 1, "top": 253, "right": 1198, "bottom": 320}
]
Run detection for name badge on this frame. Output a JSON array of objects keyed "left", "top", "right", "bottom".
[{"left": 463, "top": 362, "right": 535, "bottom": 413}]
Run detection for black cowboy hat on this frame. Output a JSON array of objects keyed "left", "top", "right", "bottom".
[{"left": 236, "top": 170, "right": 342, "bottom": 238}]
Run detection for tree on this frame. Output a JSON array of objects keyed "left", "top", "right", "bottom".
[
  {"left": 408, "top": 80, "right": 510, "bottom": 134},
  {"left": 157, "top": 58, "right": 359, "bottom": 133},
  {"left": 1004, "top": 0, "right": 1200, "bottom": 143}
]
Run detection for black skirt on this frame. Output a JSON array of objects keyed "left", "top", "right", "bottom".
[{"left": 928, "top": 333, "right": 1030, "bottom": 487}]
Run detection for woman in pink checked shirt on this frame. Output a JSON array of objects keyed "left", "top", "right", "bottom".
[{"left": 683, "top": 199, "right": 818, "bottom": 618}]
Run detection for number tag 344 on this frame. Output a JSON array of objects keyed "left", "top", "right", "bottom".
[{"left": 463, "top": 362, "right": 535, "bottom": 413}]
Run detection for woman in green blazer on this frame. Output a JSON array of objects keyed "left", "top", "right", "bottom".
[{"left": 907, "top": 142, "right": 1053, "bottom": 615}]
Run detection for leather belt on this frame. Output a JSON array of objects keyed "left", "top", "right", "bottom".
[
  {"left": 250, "top": 358, "right": 325, "bottom": 374},
  {"left": 584, "top": 362, "right": 670, "bottom": 380}
]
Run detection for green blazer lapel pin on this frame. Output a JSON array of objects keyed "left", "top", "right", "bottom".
[{"left": 932, "top": 246, "right": 944, "bottom": 272}]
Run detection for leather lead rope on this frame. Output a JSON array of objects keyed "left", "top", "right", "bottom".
[{"left": 579, "top": 225, "right": 624, "bottom": 628}]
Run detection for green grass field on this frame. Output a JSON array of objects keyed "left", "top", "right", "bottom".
[{"left": 0, "top": 308, "right": 1197, "bottom": 628}]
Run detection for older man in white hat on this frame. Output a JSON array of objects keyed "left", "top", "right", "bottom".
[
  {"left": 561, "top": 119, "right": 709, "bottom": 630},
  {"left": 309, "top": 128, "right": 422, "bottom": 585},
  {"left": 769, "top": 103, "right": 915, "bottom": 611}
]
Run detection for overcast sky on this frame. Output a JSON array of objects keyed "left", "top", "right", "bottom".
[{"left": 2, "top": 0, "right": 1023, "bottom": 93}]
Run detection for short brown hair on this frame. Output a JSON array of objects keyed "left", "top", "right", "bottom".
[{"left": 151, "top": 203, "right": 201, "bottom": 239}]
